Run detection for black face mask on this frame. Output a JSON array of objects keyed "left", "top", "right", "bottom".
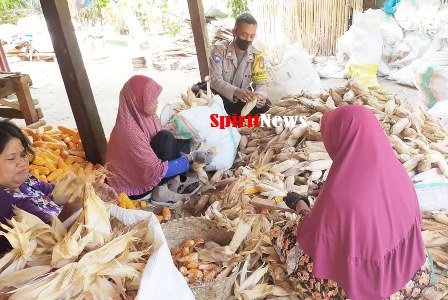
[{"left": 235, "top": 36, "right": 252, "bottom": 51}]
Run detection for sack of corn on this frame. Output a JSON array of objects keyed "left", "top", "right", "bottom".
[{"left": 0, "top": 182, "right": 194, "bottom": 300}]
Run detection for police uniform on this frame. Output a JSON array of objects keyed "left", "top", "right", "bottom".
[{"left": 209, "top": 40, "right": 270, "bottom": 116}]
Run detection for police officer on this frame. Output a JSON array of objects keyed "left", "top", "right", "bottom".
[{"left": 208, "top": 13, "right": 271, "bottom": 116}]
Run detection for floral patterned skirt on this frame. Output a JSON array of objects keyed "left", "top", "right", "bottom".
[{"left": 269, "top": 211, "right": 432, "bottom": 300}]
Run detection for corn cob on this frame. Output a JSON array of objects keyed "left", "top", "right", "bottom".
[{"left": 118, "top": 193, "right": 136, "bottom": 209}]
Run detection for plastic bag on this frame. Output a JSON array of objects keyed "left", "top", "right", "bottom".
[
  {"left": 415, "top": 48, "right": 448, "bottom": 109},
  {"left": 428, "top": 101, "right": 448, "bottom": 126},
  {"left": 347, "top": 9, "right": 383, "bottom": 65},
  {"left": 394, "top": 0, "right": 420, "bottom": 31},
  {"left": 348, "top": 64, "right": 380, "bottom": 88},
  {"left": 63, "top": 205, "right": 195, "bottom": 299},
  {"left": 168, "top": 95, "right": 241, "bottom": 171},
  {"left": 413, "top": 169, "right": 448, "bottom": 213},
  {"left": 388, "top": 31, "right": 430, "bottom": 69},
  {"left": 342, "top": 10, "right": 382, "bottom": 81},
  {"left": 266, "top": 43, "right": 321, "bottom": 101},
  {"left": 107, "top": 206, "right": 195, "bottom": 300},
  {"left": 387, "top": 46, "right": 437, "bottom": 87}
]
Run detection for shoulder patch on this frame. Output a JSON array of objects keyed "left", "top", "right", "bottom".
[
  {"left": 257, "top": 54, "right": 265, "bottom": 69},
  {"left": 213, "top": 53, "right": 222, "bottom": 64}
]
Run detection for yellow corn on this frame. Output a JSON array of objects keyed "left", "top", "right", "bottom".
[
  {"left": 47, "top": 169, "right": 63, "bottom": 182},
  {"left": 36, "top": 151, "right": 48, "bottom": 160},
  {"left": 41, "top": 148, "right": 59, "bottom": 162},
  {"left": 30, "top": 169, "right": 40, "bottom": 178},
  {"left": 162, "top": 207, "right": 171, "bottom": 221},
  {"left": 77, "top": 167, "right": 84, "bottom": 177},
  {"left": 243, "top": 187, "right": 260, "bottom": 195},
  {"left": 32, "top": 156, "right": 45, "bottom": 166},
  {"left": 43, "top": 161, "right": 57, "bottom": 172},
  {"left": 274, "top": 196, "right": 284, "bottom": 202},
  {"left": 30, "top": 165, "right": 50, "bottom": 175},
  {"left": 118, "top": 193, "right": 136, "bottom": 209},
  {"left": 65, "top": 155, "right": 75, "bottom": 165},
  {"left": 84, "top": 162, "right": 94, "bottom": 175},
  {"left": 58, "top": 126, "right": 77, "bottom": 136},
  {"left": 71, "top": 132, "right": 81, "bottom": 143}
]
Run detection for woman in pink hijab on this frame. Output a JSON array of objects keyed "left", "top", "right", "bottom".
[
  {"left": 271, "top": 105, "right": 432, "bottom": 299},
  {"left": 106, "top": 75, "right": 214, "bottom": 202}
]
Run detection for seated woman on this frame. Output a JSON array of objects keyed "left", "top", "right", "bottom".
[
  {"left": 271, "top": 105, "right": 433, "bottom": 300},
  {"left": 106, "top": 75, "right": 214, "bottom": 203},
  {"left": 0, "top": 121, "right": 96, "bottom": 253}
]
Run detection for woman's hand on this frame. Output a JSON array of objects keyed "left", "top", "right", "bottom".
[
  {"left": 255, "top": 95, "right": 267, "bottom": 108},
  {"left": 307, "top": 184, "right": 321, "bottom": 197},
  {"left": 295, "top": 199, "right": 310, "bottom": 213},
  {"left": 190, "top": 150, "right": 216, "bottom": 164},
  {"left": 92, "top": 174, "right": 119, "bottom": 204}
]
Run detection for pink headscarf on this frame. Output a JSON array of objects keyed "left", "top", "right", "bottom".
[
  {"left": 297, "top": 105, "right": 425, "bottom": 300},
  {"left": 106, "top": 75, "right": 168, "bottom": 195}
]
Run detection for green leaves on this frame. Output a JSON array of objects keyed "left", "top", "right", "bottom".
[{"left": 227, "top": 0, "right": 249, "bottom": 19}]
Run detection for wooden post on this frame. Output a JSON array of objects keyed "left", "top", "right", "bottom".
[
  {"left": 40, "top": 0, "right": 106, "bottom": 164},
  {"left": 187, "top": 0, "right": 210, "bottom": 81}
]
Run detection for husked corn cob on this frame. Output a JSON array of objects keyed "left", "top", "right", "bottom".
[{"left": 118, "top": 193, "right": 136, "bottom": 209}]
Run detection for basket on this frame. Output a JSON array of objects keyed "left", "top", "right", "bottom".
[{"left": 162, "top": 217, "right": 238, "bottom": 300}]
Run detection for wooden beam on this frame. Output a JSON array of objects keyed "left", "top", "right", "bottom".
[
  {"left": 40, "top": 0, "right": 106, "bottom": 164},
  {"left": 0, "top": 107, "right": 23, "bottom": 119},
  {"left": 11, "top": 75, "right": 39, "bottom": 125},
  {"left": 187, "top": 0, "right": 210, "bottom": 81}
]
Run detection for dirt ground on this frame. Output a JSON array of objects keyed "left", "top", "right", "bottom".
[{"left": 8, "top": 56, "right": 419, "bottom": 135}]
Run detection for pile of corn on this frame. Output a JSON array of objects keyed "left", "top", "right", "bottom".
[
  {"left": 193, "top": 82, "right": 448, "bottom": 299},
  {"left": 420, "top": 214, "right": 448, "bottom": 299},
  {"left": 171, "top": 237, "right": 233, "bottom": 285},
  {"left": 0, "top": 182, "right": 152, "bottom": 299},
  {"left": 238, "top": 81, "right": 448, "bottom": 182},
  {"left": 23, "top": 126, "right": 99, "bottom": 183}
]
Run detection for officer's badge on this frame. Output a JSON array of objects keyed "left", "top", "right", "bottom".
[{"left": 213, "top": 53, "right": 221, "bottom": 64}]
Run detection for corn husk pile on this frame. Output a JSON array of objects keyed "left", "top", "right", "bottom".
[
  {"left": 0, "top": 182, "right": 152, "bottom": 299},
  {"left": 421, "top": 213, "right": 448, "bottom": 300},
  {"left": 23, "top": 125, "right": 99, "bottom": 183},
  {"left": 178, "top": 81, "right": 448, "bottom": 298}
]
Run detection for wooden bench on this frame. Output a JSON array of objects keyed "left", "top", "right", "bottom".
[{"left": 0, "top": 72, "right": 45, "bottom": 128}]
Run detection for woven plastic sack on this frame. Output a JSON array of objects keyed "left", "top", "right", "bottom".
[
  {"left": 415, "top": 49, "right": 448, "bottom": 109},
  {"left": 348, "top": 63, "right": 380, "bottom": 88}
]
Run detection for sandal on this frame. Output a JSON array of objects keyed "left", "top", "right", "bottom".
[
  {"left": 168, "top": 172, "right": 200, "bottom": 194},
  {"left": 151, "top": 184, "right": 186, "bottom": 206}
]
